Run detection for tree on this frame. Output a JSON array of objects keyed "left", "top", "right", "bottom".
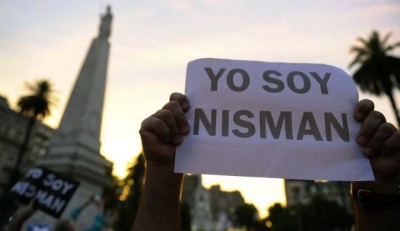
[
  {"left": 1, "top": 79, "right": 55, "bottom": 228},
  {"left": 10, "top": 79, "right": 56, "bottom": 185},
  {"left": 180, "top": 201, "right": 192, "bottom": 231},
  {"left": 349, "top": 30, "right": 400, "bottom": 127},
  {"left": 234, "top": 203, "right": 261, "bottom": 230},
  {"left": 302, "top": 196, "right": 353, "bottom": 231},
  {"left": 265, "top": 203, "right": 298, "bottom": 231},
  {"left": 266, "top": 197, "right": 353, "bottom": 231},
  {"left": 114, "top": 153, "right": 145, "bottom": 230}
]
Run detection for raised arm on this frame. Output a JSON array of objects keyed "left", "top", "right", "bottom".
[
  {"left": 132, "top": 93, "right": 190, "bottom": 231},
  {"left": 352, "top": 99, "right": 400, "bottom": 231},
  {"left": 7, "top": 199, "right": 36, "bottom": 231}
]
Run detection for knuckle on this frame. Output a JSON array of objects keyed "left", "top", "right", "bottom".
[
  {"left": 393, "top": 130, "right": 400, "bottom": 139},
  {"left": 380, "top": 123, "right": 396, "bottom": 133},
  {"left": 361, "top": 111, "right": 387, "bottom": 136},
  {"left": 362, "top": 123, "right": 376, "bottom": 136},
  {"left": 169, "top": 92, "right": 181, "bottom": 101},
  {"left": 162, "top": 100, "right": 180, "bottom": 110},
  {"left": 139, "top": 117, "right": 151, "bottom": 132},
  {"left": 172, "top": 92, "right": 186, "bottom": 100},
  {"left": 152, "top": 117, "right": 166, "bottom": 128},
  {"left": 155, "top": 108, "right": 173, "bottom": 119},
  {"left": 383, "top": 130, "right": 400, "bottom": 152},
  {"left": 371, "top": 111, "right": 386, "bottom": 123}
]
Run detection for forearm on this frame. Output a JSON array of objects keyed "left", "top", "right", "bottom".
[
  {"left": 352, "top": 182, "right": 400, "bottom": 231},
  {"left": 132, "top": 163, "right": 183, "bottom": 231},
  {"left": 8, "top": 212, "right": 32, "bottom": 231},
  {"left": 7, "top": 217, "right": 24, "bottom": 231}
]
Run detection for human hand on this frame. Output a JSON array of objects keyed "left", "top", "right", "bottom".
[
  {"left": 354, "top": 99, "right": 400, "bottom": 183},
  {"left": 92, "top": 194, "right": 104, "bottom": 212},
  {"left": 139, "top": 92, "right": 190, "bottom": 169},
  {"left": 13, "top": 199, "right": 36, "bottom": 220},
  {"left": 8, "top": 199, "right": 36, "bottom": 231}
]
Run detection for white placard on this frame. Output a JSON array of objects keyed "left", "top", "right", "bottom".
[{"left": 175, "top": 58, "right": 374, "bottom": 181}]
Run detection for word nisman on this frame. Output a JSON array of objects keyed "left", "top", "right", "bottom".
[{"left": 193, "top": 109, "right": 349, "bottom": 142}]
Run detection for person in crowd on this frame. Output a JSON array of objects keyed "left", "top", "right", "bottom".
[
  {"left": 133, "top": 92, "right": 400, "bottom": 231},
  {"left": 7, "top": 195, "right": 104, "bottom": 231},
  {"left": 7, "top": 199, "right": 36, "bottom": 231},
  {"left": 67, "top": 195, "right": 105, "bottom": 231}
]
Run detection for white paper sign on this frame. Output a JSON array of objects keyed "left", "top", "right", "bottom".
[{"left": 175, "top": 58, "right": 374, "bottom": 181}]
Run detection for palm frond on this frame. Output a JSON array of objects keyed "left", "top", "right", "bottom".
[
  {"left": 352, "top": 58, "right": 387, "bottom": 96},
  {"left": 384, "top": 42, "right": 400, "bottom": 53},
  {"left": 17, "top": 79, "right": 56, "bottom": 119},
  {"left": 381, "top": 31, "right": 393, "bottom": 47}
]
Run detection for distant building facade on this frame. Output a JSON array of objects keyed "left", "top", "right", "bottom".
[
  {"left": 285, "top": 179, "right": 351, "bottom": 212},
  {"left": 182, "top": 175, "right": 245, "bottom": 231},
  {"left": 0, "top": 95, "right": 54, "bottom": 195}
]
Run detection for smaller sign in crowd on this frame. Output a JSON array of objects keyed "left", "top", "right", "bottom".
[{"left": 11, "top": 167, "right": 80, "bottom": 218}]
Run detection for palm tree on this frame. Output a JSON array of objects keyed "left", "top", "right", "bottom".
[
  {"left": 349, "top": 30, "right": 400, "bottom": 127},
  {"left": 9, "top": 79, "right": 56, "bottom": 185}
]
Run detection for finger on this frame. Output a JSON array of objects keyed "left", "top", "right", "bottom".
[
  {"left": 140, "top": 113, "right": 173, "bottom": 143},
  {"left": 370, "top": 154, "right": 400, "bottom": 182},
  {"left": 170, "top": 92, "right": 190, "bottom": 112},
  {"left": 169, "top": 93, "right": 190, "bottom": 134},
  {"left": 363, "top": 122, "right": 397, "bottom": 156},
  {"left": 165, "top": 98, "right": 189, "bottom": 133},
  {"left": 354, "top": 99, "right": 374, "bottom": 122},
  {"left": 163, "top": 101, "right": 189, "bottom": 143},
  {"left": 382, "top": 130, "right": 400, "bottom": 155},
  {"left": 356, "top": 111, "right": 386, "bottom": 149},
  {"left": 153, "top": 108, "right": 179, "bottom": 143}
]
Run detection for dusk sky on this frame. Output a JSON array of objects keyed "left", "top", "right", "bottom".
[{"left": 0, "top": 0, "right": 399, "bottom": 217}]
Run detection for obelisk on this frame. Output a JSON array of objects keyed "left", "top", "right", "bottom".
[{"left": 34, "top": 6, "right": 114, "bottom": 229}]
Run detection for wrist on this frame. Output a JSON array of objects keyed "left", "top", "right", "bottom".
[
  {"left": 145, "top": 162, "right": 183, "bottom": 191},
  {"left": 351, "top": 182, "right": 400, "bottom": 195},
  {"left": 351, "top": 182, "right": 400, "bottom": 209},
  {"left": 134, "top": 165, "right": 183, "bottom": 231}
]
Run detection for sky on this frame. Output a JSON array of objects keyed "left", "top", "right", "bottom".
[{"left": 0, "top": 0, "right": 399, "bottom": 217}]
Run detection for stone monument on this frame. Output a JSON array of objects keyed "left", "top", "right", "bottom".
[{"left": 32, "top": 6, "right": 114, "bottom": 230}]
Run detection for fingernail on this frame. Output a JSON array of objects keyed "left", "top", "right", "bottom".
[
  {"left": 182, "top": 102, "right": 190, "bottom": 111},
  {"left": 173, "top": 135, "right": 183, "bottom": 144},
  {"left": 357, "top": 136, "right": 368, "bottom": 146},
  {"left": 363, "top": 147, "right": 375, "bottom": 157},
  {"left": 354, "top": 112, "right": 363, "bottom": 121},
  {"left": 181, "top": 125, "right": 189, "bottom": 134}
]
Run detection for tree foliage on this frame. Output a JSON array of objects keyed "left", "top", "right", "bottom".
[
  {"left": 349, "top": 30, "right": 400, "bottom": 126},
  {"left": 11, "top": 79, "right": 56, "bottom": 185},
  {"left": 234, "top": 203, "right": 258, "bottom": 228},
  {"left": 266, "top": 196, "right": 353, "bottom": 231},
  {"left": 17, "top": 79, "right": 56, "bottom": 119},
  {"left": 180, "top": 201, "right": 192, "bottom": 231},
  {"left": 234, "top": 203, "right": 268, "bottom": 230},
  {"left": 114, "top": 153, "right": 145, "bottom": 230},
  {"left": 266, "top": 203, "right": 298, "bottom": 231},
  {"left": 2, "top": 79, "right": 56, "bottom": 228},
  {"left": 302, "top": 196, "right": 353, "bottom": 231}
]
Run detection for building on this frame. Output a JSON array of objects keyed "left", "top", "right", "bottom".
[
  {"left": 285, "top": 179, "right": 352, "bottom": 212},
  {"left": 209, "top": 185, "right": 245, "bottom": 229},
  {"left": 0, "top": 95, "right": 54, "bottom": 195},
  {"left": 182, "top": 175, "right": 245, "bottom": 231},
  {"left": 31, "top": 6, "right": 114, "bottom": 230}
]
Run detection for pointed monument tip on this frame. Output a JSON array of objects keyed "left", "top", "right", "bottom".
[{"left": 98, "top": 4, "right": 113, "bottom": 39}]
